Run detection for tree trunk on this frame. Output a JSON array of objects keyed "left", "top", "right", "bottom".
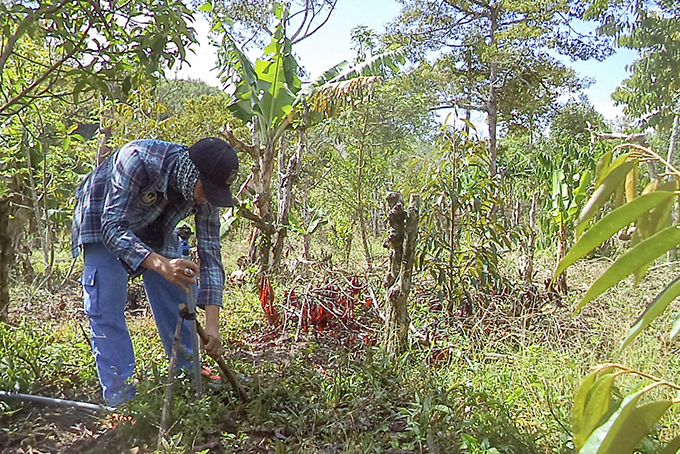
[
  {"left": 24, "top": 139, "right": 51, "bottom": 277},
  {"left": 384, "top": 192, "right": 404, "bottom": 289},
  {"left": 41, "top": 138, "right": 54, "bottom": 275},
  {"left": 255, "top": 138, "right": 276, "bottom": 272},
  {"left": 372, "top": 190, "right": 381, "bottom": 236},
  {"left": 272, "top": 106, "right": 306, "bottom": 269},
  {"left": 667, "top": 115, "right": 679, "bottom": 175},
  {"left": 383, "top": 193, "right": 420, "bottom": 355},
  {"left": 487, "top": 7, "right": 499, "bottom": 177},
  {"left": 0, "top": 196, "right": 11, "bottom": 321},
  {"left": 221, "top": 120, "right": 277, "bottom": 273},
  {"left": 302, "top": 209, "right": 311, "bottom": 260}
]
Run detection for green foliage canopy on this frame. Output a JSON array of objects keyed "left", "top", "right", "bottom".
[{"left": 0, "top": 0, "right": 198, "bottom": 119}]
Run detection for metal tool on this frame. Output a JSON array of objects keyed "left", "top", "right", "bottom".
[
  {"left": 158, "top": 227, "right": 247, "bottom": 447},
  {"left": 177, "top": 226, "right": 203, "bottom": 398}
]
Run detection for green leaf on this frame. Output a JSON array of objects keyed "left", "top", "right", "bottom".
[
  {"left": 576, "top": 372, "right": 617, "bottom": 450},
  {"left": 287, "top": 211, "right": 304, "bottom": 234},
  {"left": 580, "top": 390, "right": 671, "bottom": 454},
  {"left": 296, "top": 61, "right": 350, "bottom": 101},
  {"left": 573, "top": 369, "right": 612, "bottom": 450},
  {"left": 576, "top": 225, "right": 680, "bottom": 312},
  {"left": 659, "top": 433, "right": 680, "bottom": 454},
  {"left": 307, "top": 216, "right": 326, "bottom": 235},
  {"left": 554, "top": 191, "right": 674, "bottom": 278},
  {"left": 72, "top": 78, "right": 88, "bottom": 104},
  {"left": 198, "top": 1, "right": 212, "bottom": 12},
  {"left": 328, "top": 48, "right": 405, "bottom": 83},
  {"left": 577, "top": 159, "right": 636, "bottom": 237},
  {"left": 668, "top": 307, "right": 680, "bottom": 341},
  {"left": 620, "top": 274, "right": 680, "bottom": 351},
  {"left": 594, "top": 150, "right": 613, "bottom": 187}
]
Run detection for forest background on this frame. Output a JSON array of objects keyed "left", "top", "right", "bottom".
[{"left": 2, "top": 0, "right": 680, "bottom": 453}]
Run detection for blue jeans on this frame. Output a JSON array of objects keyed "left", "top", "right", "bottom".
[{"left": 81, "top": 241, "right": 196, "bottom": 406}]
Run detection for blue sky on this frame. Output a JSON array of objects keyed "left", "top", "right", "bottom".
[{"left": 174, "top": 0, "right": 638, "bottom": 121}]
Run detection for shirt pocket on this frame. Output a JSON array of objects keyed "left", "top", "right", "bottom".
[{"left": 80, "top": 265, "right": 99, "bottom": 317}]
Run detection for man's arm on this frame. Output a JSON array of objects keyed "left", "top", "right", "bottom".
[
  {"left": 194, "top": 204, "right": 225, "bottom": 306},
  {"left": 202, "top": 305, "right": 222, "bottom": 358},
  {"left": 195, "top": 204, "right": 225, "bottom": 358},
  {"left": 100, "top": 148, "right": 155, "bottom": 271}
]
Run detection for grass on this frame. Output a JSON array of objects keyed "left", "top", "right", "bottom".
[{"left": 3, "top": 240, "right": 680, "bottom": 453}]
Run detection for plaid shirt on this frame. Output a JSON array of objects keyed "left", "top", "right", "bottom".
[{"left": 71, "top": 139, "right": 224, "bottom": 307}]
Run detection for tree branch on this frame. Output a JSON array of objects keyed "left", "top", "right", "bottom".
[
  {"left": 289, "top": 0, "right": 311, "bottom": 42},
  {"left": 430, "top": 101, "right": 487, "bottom": 112},
  {"left": 236, "top": 203, "right": 276, "bottom": 234},
  {"left": 586, "top": 121, "right": 647, "bottom": 145},
  {"left": 292, "top": 0, "right": 338, "bottom": 44},
  {"left": 0, "top": 29, "right": 88, "bottom": 116},
  {"left": 0, "top": 0, "right": 71, "bottom": 76},
  {"left": 219, "top": 124, "right": 259, "bottom": 159}
]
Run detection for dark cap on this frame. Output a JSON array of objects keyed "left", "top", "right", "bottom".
[{"left": 188, "top": 137, "right": 239, "bottom": 207}]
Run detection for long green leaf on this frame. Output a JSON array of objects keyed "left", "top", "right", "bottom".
[
  {"left": 573, "top": 371, "right": 598, "bottom": 447},
  {"left": 577, "top": 159, "right": 636, "bottom": 237},
  {"left": 295, "top": 48, "right": 404, "bottom": 108},
  {"left": 572, "top": 367, "right": 616, "bottom": 450},
  {"left": 669, "top": 307, "right": 680, "bottom": 341},
  {"left": 579, "top": 388, "right": 642, "bottom": 453},
  {"left": 327, "top": 48, "right": 406, "bottom": 84},
  {"left": 295, "top": 61, "right": 349, "bottom": 102},
  {"left": 634, "top": 181, "right": 676, "bottom": 244},
  {"left": 220, "top": 32, "right": 258, "bottom": 94},
  {"left": 577, "top": 225, "right": 680, "bottom": 312},
  {"left": 620, "top": 275, "right": 680, "bottom": 351},
  {"left": 580, "top": 389, "right": 671, "bottom": 454},
  {"left": 576, "top": 373, "right": 617, "bottom": 450},
  {"left": 659, "top": 433, "right": 680, "bottom": 454},
  {"left": 594, "top": 150, "right": 613, "bottom": 187},
  {"left": 605, "top": 400, "right": 672, "bottom": 453},
  {"left": 596, "top": 152, "right": 629, "bottom": 187},
  {"left": 554, "top": 191, "right": 674, "bottom": 278}
]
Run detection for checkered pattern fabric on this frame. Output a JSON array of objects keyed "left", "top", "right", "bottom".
[{"left": 71, "top": 139, "right": 224, "bottom": 307}]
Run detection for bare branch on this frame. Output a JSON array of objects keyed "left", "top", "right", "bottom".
[
  {"left": 236, "top": 204, "right": 276, "bottom": 234},
  {"left": 219, "top": 124, "right": 259, "bottom": 159},
  {"left": 430, "top": 101, "right": 487, "bottom": 112},
  {"left": 289, "top": 0, "right": 311, "bottom": 42},
  {"left": 292, "top": 0, "right": 338, "bottom": 44},
  {"left": 586, "top": 121, "right": 647, "bottom": 145}
]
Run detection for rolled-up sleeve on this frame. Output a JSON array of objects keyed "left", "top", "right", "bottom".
[
  {"left": 195, "top": 204, "right": 224, "bottom": 307},
  {"left": 100, "top": 149, "right": 153, "bottom": 271}
]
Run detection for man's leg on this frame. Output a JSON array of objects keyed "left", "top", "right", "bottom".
[
  {"left": 142, "top": 237, "right": 196, "bottom": 370},
  {"left": 82, "top": 243, "right": 135, "bottom": 406}
]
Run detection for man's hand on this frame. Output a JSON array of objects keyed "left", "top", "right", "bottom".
[
  {"left": 202, "top": 305, "right": 223, "bottom": 359},
  {"left": 141, "top": 252, "right": 198, "bottom": 292},
  {"left": 201, "top": 325, "right": 223, "bottom": 359}
]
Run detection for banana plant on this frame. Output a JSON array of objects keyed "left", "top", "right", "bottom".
[
  {"left": 553, "top": 143, "right": 680, "bottom": 453},
  {"left": 207, "top": 0, "right": 404, "bottom": 271},
  {"left": 550, "top": 168, "right": 590, "bottom": 292}
]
